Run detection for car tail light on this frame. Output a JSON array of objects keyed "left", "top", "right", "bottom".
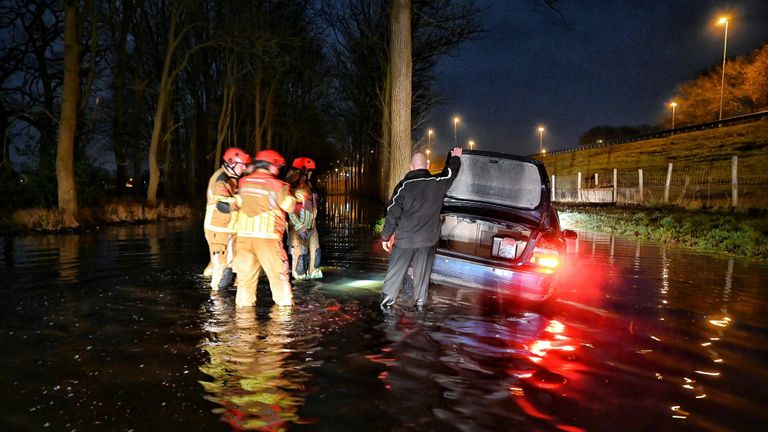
[{"left": 529, "top": 237, "right": 560, "bottom": 270}]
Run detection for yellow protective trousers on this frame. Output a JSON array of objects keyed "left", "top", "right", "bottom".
[
  {"left": 205, "top": 230, "right": 235, "bottom": 290},
  {"left": 233, "top": 237, "right": 293, "bottom": 307},
  {"left": 288, "top": 227, "right": 320, "bottom": 277}
]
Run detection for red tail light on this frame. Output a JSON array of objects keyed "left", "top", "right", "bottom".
[{"left": 529, "top": 237, "right": 561, "bottom": 270}]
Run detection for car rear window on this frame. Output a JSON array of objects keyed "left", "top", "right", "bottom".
[{"left": 446, "top": 154, "right": 543, "bottom": 209}]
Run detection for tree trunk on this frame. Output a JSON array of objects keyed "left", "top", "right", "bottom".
[
  {"left": 380, "top": 67, "right": 392, "bottom": 200},
  {"left": 56, "top": 0, "right": 80, "bottom": 228},
  {"left": 112, "top": 0, "right": 132, "bottom": 194},
  {"left": 131, "top": 80, "right": 146, "bottom": 195},
  {"left": 215, "top": 74, "right": 235, "bottom": 167},
  {"left": 147, "top": 9, "right": 178, "bottom": 206},
  {"left": 389, "top": 0, "right": 412, "bottom": 195}
]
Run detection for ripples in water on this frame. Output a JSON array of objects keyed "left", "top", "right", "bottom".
[{"left": 3, "top": 199, "right": 768, "bottom": 431}]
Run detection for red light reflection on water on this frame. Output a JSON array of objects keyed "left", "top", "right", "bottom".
[{"left": 556, "top": 238, "right": 615, "bottom": 307}]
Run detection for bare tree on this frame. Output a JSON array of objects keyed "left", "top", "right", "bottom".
[
  {"left": 389, "top": 0, "right": 412, "bottom": 193},
  {"left": 56, "top": 0, "right": 80, "bottom": 227},
  {"left": 322, "top": 0, "right": 481, "bottom": 198}
]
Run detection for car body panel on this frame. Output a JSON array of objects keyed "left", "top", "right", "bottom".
[{"left": 431, "top": 150, "right": 570, "bottom": 301}]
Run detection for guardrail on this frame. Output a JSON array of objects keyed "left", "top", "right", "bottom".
[{"left": 538, "top": 110, "right": 768, "bottom": 156}]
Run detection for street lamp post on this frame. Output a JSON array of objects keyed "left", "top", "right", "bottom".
[
  {"left": 427, "top": 128, "right": 433, "bottom": 151},
  {"left": 538, "top": 126, "right": 545, "bottom": 153},
  {"left": 453, "top": 116, "right": 460, "bottom": 146},
  {"left": 468, "top": 140, "right": 474, "bottom": 150},
  {"left": 670, "top": 102, "right": 678, "bottom": 129},
  {"left": 718, "top": 16, "right": 729, "bottom": 121}
]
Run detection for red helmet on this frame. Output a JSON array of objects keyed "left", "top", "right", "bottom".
[
  {"left": 292, "top": 157, "right": 316, "bottom": 170},
  {"left": 254, "top": 149, "right": 286, "bottom": 167},
  {"left": 222, "top": 147, "right": 251, "bottom": 166}
]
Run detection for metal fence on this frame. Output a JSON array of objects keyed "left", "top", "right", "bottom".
[{"left": 551, "top": 156, "right": 768, "bottom": 209}]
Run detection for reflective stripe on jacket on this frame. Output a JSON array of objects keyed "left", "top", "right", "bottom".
[
  {"left": 289, "top": 187, "right": 315, "bottom": 231},
  {"left": 204, "top": 167, "right": 238, "bottom": 233},
  {"left": 233, "top": 169, "right": 296, "bottom": 239}
]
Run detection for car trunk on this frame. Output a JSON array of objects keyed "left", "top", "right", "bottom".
[
  {"left": 437, "top": 213, "right": 534, "bottom": 264},
  {"left": 435, "top": 151, "right": 549, "bottom": 265}
]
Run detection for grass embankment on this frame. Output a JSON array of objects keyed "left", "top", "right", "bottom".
[
  {"left": 1, "top": 201, "right": 192, "bottom": 234},
  {"left": 537, "top": 120, "right": 768, "bottom": 180},
  {"left": 558, "top": 204, "right": 768, "bottom": 261}
]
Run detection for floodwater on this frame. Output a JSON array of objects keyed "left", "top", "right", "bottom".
[{"left": 1, "top": 196, "right": 767, "bottom": 432}]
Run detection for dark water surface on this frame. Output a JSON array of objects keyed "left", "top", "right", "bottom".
[{"left": 2, "top": 196, "right": 767, "bottom": 431}]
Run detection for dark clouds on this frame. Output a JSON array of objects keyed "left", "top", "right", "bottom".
[{"left": 426, "top": 0, "right": 768, "bottom": 156}]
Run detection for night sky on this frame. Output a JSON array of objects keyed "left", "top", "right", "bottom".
[{"left": 426, "top": 0, "right": 768, "bottom": 157}]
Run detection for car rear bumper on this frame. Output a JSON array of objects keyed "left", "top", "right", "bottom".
[{"left": 431, "top": 252, "right": 557, "bottom": 302}]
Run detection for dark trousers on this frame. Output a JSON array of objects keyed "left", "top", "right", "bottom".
[{"left": 382, "top": 244, "right": 436, "bottom": 305}]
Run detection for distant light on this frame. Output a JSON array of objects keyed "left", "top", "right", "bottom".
[{"left": 718, "top": 16, "right": 728, "bottom": 25}]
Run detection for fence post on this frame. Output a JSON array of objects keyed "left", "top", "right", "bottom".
[
  {"left": 551, "top": 174, "right": 556, "bottom": 201},
  {"left": 664, "top": 162, "right": 673, "bottom": 203},
  {"left": 638, "top": 169, "right": 644, "bottom": 204},
  {"left": 613, "top": 168, "right": 618, "bottom": 203},
  {"left": 732, "top": 156, "right": 738, "bottom": 208},
  {"left": 577, "top": 172, "right": 582, "bottom": 202}
]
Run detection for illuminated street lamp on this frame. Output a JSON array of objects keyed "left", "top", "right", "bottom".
[
  {"left": 453, "top": 116, "right": 460, "bottom": 146},
  {"left": 718, "top": 16, "right": 729, "bottom": 121},
  {"left": 468, "top": 140, "right": 474, "bottom": 150},
  {"left": 538, "top": 126, "right": 545, "bottom": 153},
  {"left": 670, "top": 101, "right": 678, "bottom": 129},
  {"left": 427, "top": 128, "right": 434, "bottom": 150}
]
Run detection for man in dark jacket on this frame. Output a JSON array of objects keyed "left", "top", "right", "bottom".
[{"left": 380, "top": 147, "right": 463, "bottom": 310}]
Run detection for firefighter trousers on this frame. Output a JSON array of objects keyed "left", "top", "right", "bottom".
[
  {"left": 233, "top": 237, "right": 293, "bottom": 307},
  {"left": 381, "top": 244, "right": 436, "bottom": 306},
  {"left": 205, "top": 230, "right": 235, "bottom": 290},
  {"left": 288, "top": 227, "right": 321, "bottom": 277}
]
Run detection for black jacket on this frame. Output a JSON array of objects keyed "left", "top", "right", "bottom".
[{"left": 381, "top": 155, "right": 461, "bottom": 248}]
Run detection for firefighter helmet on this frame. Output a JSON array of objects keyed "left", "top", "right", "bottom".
[
  {"left": 222, "top": 147, "right": 251, "bottom": 166},
  {"left": 254, "top": 149, "right": 286, "bottom": 167},
  {"left": 292, "top": 157, "right": 316, "bottom": 171}
]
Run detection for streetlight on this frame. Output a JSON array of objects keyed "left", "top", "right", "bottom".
[
  {"left": 718, "top": 16, "right": 729, "bottom": 121},
  {"left": 427, "top": 128, "right": 433, "bottom": 150},
  {"left": 538, "top": 126, "right": 545, "bottom": 153},
  {"left": 453, "top": 116, "right": 460, "bottom": 146},
  {"left": 468, "top": 140, "right": 474, "bottom": 150},
  {"left": 670, "top": 101, "right": 678, "bottom": 129}
]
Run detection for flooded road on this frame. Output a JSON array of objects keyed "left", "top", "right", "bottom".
[{"left": 2, "top": 196, "right": 767, "bottom": 431}]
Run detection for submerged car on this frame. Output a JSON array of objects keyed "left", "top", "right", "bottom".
[{"left": 431, "top": 150, "right": 577, "bottom": 302}]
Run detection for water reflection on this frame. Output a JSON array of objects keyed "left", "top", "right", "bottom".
[
  {"left": 366, "top": 289, "right": 584, "bottom": 432},
  {"left": 2, "top": 200, "right": 768, "bottom": 431},
  {"left": 199, "top": 297, "right": 310, "bottom": 430},
  {"left": 556, "top": 231, "right": 766, "bottom": 430},
  {"left": 321, "top": 195, "right": 387, "bottom": 272}
]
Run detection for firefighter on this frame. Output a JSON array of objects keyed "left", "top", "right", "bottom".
[
  {"left": 285, "top": 157, "right": 323, "bottom": 280},
  {"left": 232, "top": 149, "right": 296, "bottom": 307},
  {"left": 204, "top": 147, "right": 251, "bottom": 290}
]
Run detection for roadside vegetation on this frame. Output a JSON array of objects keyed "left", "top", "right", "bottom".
[
  {"left": 558, "top": 204, "right": 768, "bottom": 261},
  {"left": 1, "top": 202, "right": 192, "bottom": 234}
]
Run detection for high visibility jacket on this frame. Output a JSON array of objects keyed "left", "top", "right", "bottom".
[
  {"left": 288, "top": 187, "right": 316, "bottom": 232},
  {"left": 233, "top": 169, "right": 296, "bottom": 239},
  {"left": 204, "top": 167, "right": 238, "bottom": 233}
]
